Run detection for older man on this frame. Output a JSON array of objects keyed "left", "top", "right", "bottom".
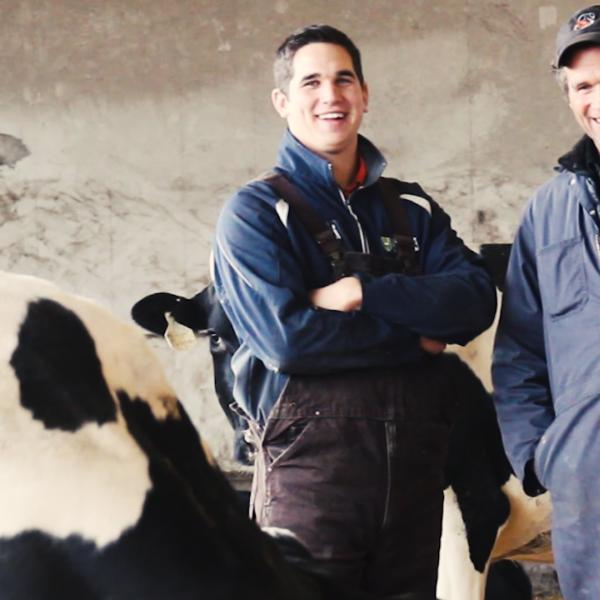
[{"left": 493, "top": 5, "right": 600, "bottom": 599}]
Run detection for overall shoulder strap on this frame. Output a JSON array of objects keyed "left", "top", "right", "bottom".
[
  {"left": 259, "top": 171, "right": 344, "bottom": 262},
  {"left": 258, "top": 172, "right": 421, "bottom": 278},
  {"left": 376, "top": 176, "right": 414, "bottom": 238},
  {"left": 375, "top": 176, "right": 421, "bottom": 275}
]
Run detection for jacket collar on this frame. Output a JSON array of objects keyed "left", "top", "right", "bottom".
[
  {"left": 275, "top": 129, "right": 388, "bottom": 190},
  {"left": 558, "top": 135, "right": 600, "bottom": 218},
  {"left": 558, "top": 135, "right": 600, "bottom": 175}
]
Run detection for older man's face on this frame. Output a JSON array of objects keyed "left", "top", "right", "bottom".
[{"left": 566, "top": 45, "right": 600, "bottom": 151}]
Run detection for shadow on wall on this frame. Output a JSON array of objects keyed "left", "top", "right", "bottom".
[{"left": 0, "top": 134, "right": 30, "bottom": 168}]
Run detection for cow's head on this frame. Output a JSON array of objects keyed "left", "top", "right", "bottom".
[
  {"left": 131, "top": 286, "right": 238, "bottom": 351},
  {"left": 131, "top": 285, "right": 252, "bottom": 464}
]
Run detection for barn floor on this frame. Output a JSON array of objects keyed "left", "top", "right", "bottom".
[{"left": 525, "top": 563, "right": 562, "bottom": 599}]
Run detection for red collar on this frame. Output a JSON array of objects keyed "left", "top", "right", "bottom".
[{"left": 342, "top": 156, "right": 367, "bottom": 196}]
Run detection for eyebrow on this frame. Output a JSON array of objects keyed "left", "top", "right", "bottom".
[
  {"left": 571, "top": 78, "right": 592, "bottom": 88},
  {"left": 299, "top": 69, "right": 357, "bottom": 84}
]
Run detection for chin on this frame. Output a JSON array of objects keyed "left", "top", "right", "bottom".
[{"left": 320, "top": 145, "right": 345, "bottom": 156}]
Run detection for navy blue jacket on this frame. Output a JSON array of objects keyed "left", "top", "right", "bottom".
[
  {"left": 214, "top": 130, "right": 496, "bottom": 423},
  {"left": 493, "top": 137, "right": 600, "bottom": 486}
]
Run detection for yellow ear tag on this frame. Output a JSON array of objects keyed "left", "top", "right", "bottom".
[{"left": 164, "top": 312, "right": 197, "bottom": 351}]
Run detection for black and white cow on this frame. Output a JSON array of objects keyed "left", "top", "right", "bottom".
[
  {"left": 132, "top": 279, "right": 553, "bottom": 600},
  {"left": 1, "top": 271, "right": 380, "bottom": 600}
]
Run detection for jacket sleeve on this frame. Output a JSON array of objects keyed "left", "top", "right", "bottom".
[
  {"left": 213, "top": 187, "right": 422, "bottom": 375},
  {"left": 491, "top": 199, "right": 554, "bottom": 483},
  {"left": 359, "top": 197, "right": 497, "bottom": 344}
]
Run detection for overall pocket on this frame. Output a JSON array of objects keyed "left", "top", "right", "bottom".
[
  {"left": 537, "top": 236, "right": 588, "bottom": 319},
  {"left": 263, "top": 418, "right": 309, "bottom": 466}
]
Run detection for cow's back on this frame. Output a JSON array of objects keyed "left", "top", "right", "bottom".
[{"left": 0, "top": 272, "right": 324, "bottom": 600}]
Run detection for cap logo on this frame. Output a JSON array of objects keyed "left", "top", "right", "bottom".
[{"left": 574, "top": 11, "right": 597, "bottom": 30}]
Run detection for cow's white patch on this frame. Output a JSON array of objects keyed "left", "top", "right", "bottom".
[
  {"left": 0, "top": 377, "right": 151, "bottom": 547},
  {"left": 0, "top": 272, "right": 200, "bottom": 547},
  {"left": 437, "top": 487, "right": 487, "bottom": 600},
  {"left": 491, "top": 475, "right": 553, "bottom": 562},
  {"left": 68, "top": 293, "right": 181, "bottom": 423},
  {"left": 275, "top": 198, "right": 289, "bottom": 228},
  {"left": 400, "top": 193, "right": 431, "bottom": 215}
]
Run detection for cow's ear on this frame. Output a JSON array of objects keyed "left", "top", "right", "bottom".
[
  {"left": 176, "top": 291, "right": 211, "bottom": 331},
  {"left": 479, "top": 243, "right": 512, "bottom": 292},
  {"left": 164, "top": 313, "right": 197, "bottom": 351},
  {"left": 131, "top": 292, "right": 186, "bottom": 335}
]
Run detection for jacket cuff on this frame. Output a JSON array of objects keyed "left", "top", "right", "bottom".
[
  {"left": 523, "top": 458, "right": 547, "bottom": 497},
  {"left": 356, "top": 272, "right": 377, "bottom": 314}
]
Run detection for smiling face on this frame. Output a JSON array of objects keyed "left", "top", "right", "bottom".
[
  {"left": 566, "top": 45, "right": 600, "bottom": 151},
  {"left": 271, "top": 42, "right": 369, "bottom": 164}
]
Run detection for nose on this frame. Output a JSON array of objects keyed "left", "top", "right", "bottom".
[{"left": 320, "top": 80, "right": 342, "bottom": 104}]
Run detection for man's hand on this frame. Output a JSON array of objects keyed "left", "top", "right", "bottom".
[
  {"left": 419, "top": 336, "right": 446, "bottom": 355},
  {"left": 309, "top": 276, "right": 362, "bottom": 312}
]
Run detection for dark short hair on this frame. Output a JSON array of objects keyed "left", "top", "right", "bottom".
[{"left": 273, "top": 24, "right": 364, "bottom": 92}]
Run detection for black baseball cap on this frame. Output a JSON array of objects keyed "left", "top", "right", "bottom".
[{"left": 555, "top": 5, "right": 600, "bottom": 67}]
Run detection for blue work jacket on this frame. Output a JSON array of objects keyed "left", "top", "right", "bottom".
[
  {"left": 214, "top": 130, "right": 496, "bottom": 424},
  {"left": 493, "top": 149, "right": 600, "bottom": 487}
]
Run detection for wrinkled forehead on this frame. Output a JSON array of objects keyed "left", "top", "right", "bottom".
[{"left": 564, "top": 44, "right": 600, "bottom": 79}]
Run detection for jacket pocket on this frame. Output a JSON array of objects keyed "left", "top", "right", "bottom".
[{"left": 537, "top": 236, "right": 588, "bottom": 319}]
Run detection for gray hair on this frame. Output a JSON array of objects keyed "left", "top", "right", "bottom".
[
  {"left": 553, "top": 65, "right": 569, "bottom": 96},
  {"left": 553, "top": 42, "right": 600, "bottom": 97}
]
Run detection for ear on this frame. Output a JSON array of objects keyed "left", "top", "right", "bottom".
[
  {"left": 271, "top": 88, "right": 289, "bottom": 119},
  {"left": 362, "top": 82, "right": 370, "bottom": 113}
]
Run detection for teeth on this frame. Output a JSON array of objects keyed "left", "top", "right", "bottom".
[{"left": 318, "top": 112, "right": 344, "bottom": 120}]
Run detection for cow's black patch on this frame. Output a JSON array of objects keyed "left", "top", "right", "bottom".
[
  {"left": 10, "top": 299, "right": 116, "bottom": 430},
  {"left": 108, "top": 390, "right": 348, "bottom": 600},
  {"left": 0, "top": 531, "right": 100, "bottom": 600},
  {"left": 486, "top": 560, "right": 532, "bottom": 600},
  {"left": 444, "top": 354, "right": 512, "bottom": 573},
  {"left": 0, "top": 389, "right": 371, "bottom": 599}
]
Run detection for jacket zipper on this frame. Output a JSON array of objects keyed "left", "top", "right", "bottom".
[
  {"left": 339, "top": 188, "right": 370, "bottom": 253},
  {"left": 328, "top": 164, "right": 370, "bottom": 253},
  {"left": 584, "top": 177, "right": 600, "bottom": 257}
]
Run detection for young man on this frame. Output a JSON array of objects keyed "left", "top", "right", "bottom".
[
  {"left": 493, "top": 6, "right": 600, "bottom": 599},
  {"left": 214, "top": 25, "right": 495, "bottom": 599}
]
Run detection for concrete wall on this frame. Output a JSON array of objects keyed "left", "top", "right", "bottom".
[{"left": 0, "top": 0, "right": 586, "bottom": 468}]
